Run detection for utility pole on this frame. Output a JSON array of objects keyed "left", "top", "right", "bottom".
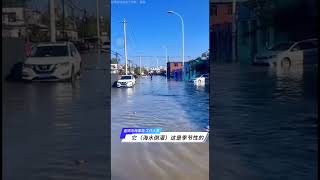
[
  {"left": 50, "top": 0, "right": 56, "bottom": 42},
  {"left": 165, "top": 48, "right": 168, "bottom": 64},
  {"left": 156, "top": 58, "right": 159, "bottom": 69},
  {"left": 96, "top": 0, "right": 101, "bottom": 66},
  {"left": 115, "top": 53, "right": 119, "bottom": 64},
  {"left": 62, "top": 0, "right": 65, "bottom": 39},
  {"left": 122, "top": 18, "right": 128, "bottom": 75},
  {"left": 232, "top": 0, "right": 237, "bottom": 62},
  {"left": 139, "top": 55, "right": 142, "bottom": 75}
]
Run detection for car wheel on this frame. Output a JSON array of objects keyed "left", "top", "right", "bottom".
[{"left": 281, "top": 58, "right": 291, "bottom": 69}]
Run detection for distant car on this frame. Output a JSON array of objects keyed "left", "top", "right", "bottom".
[
  {"left": 22, "top": 41, "right": 81, "bottom": 82},
  {"left": 253, "top": 39, "right": 318, "bottom": 67},
  {"left": 117, "top": 75, "right": 136, "bottom": 88},
  {"left": 191, "top": 74, "right": 209, "bottom": 85}
]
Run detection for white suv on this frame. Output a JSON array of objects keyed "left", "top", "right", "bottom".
[
  {"left": 117, "top": 75, "right": 136, "bottom": 88},
  {"left": 22, "top": 41, "right": 81, "bottom": 82}
]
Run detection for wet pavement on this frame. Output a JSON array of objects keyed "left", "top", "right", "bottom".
[
  {"left": 3, "top": 52, "right": 111, "bottom": 180},
  {"left": 111, "top": 76, "right": 209, "bottom": 180},
  {"left": 211, "top": 64, "right": 318, "bottom": 180}
]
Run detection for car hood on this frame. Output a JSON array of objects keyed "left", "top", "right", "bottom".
[
  {"left": 256, "top": 50, "right": 281, "bottom": 57},
  {"left": 25, "top": 57, "right": 71, "bottom": 65}
]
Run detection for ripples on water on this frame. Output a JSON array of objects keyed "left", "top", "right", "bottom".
[
  {"left": 3, "top": 53, "right": 110, "bottom": 180},
  {"left": 111, "top": 76, "right": 209, "bottom": 180},
  {"left": 212, "top": 64, "right": 317, "bottom": 180}
]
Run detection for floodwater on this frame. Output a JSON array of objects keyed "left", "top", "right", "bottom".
[
  {"left": 3, "top": 52, "right": 111, "bottom": 180},
  {"left": 212, "top": 64, "right": 318, "bottom": 180},
  {"left": 111, "top": 76, "right": 209, "bottom": 180}
]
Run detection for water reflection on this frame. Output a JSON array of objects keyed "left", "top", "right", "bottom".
[
  {"left": 212, "top": 64, "right": 317, "bottom": 180},
  {"left": 4, "top": 67, "right": 109, "bottom": 180}
]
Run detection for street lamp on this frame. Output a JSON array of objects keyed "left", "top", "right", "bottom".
[{"left": 167, "top": 11, "right": 184, "bottom": 66}]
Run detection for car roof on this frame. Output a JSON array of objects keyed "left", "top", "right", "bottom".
[{"left": 297, "top": 38, "right": 318, "bottom": 43}]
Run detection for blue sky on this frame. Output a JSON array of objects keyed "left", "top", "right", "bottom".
[{"left": 111, "top": 0, "right": 209, "bottom": 67}]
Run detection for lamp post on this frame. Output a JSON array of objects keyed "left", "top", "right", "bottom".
[{"left": 167, "top": 11, "right": 184, "bottom": 66}]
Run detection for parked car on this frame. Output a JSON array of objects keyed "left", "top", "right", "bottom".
[
  {"left": 22, "top": 41, "right": 81, "bottom": 82},
  {"left": 117, "top": 75, "right": 136, "bottom": 88},
  {"left": 253, "top": 39, "right": 318, "bottom": 68}
]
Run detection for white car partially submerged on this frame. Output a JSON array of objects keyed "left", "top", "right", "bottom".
[
  {"left": 253, "top": 39, "right": 318, "bottom": 68},
  {"left": 117, "top": 75, "right": 136, "bottom": 88},
  {"left": 22, "top": 42, "right": 81, "bottom": 82},
  {"left": 191, "top": 74, "right": 209, "bottom": 86}
]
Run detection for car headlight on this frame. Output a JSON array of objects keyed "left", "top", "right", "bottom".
[
  {"left": 56, "top": 62, "right": 70, "bottom": 68},
  {"left": 23, "top": 64, "right": 33, "bottom": 69}
]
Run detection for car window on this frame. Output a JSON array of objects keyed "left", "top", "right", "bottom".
[
  {"left": 31, "top": 46, "right": 68, "bottom": 57},
  {"left": 269, "top": 42, "right": 294, "bottom": 51},
  {"left": 294, "top": 41, "right": 317, "bottom": 51},
  {"left": 120, "top": 76, "right": 132, "bottom": 80}
]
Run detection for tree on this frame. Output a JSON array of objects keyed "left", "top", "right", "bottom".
[{"left": 111, "top": 58, "right": 118, "bottom": 64}]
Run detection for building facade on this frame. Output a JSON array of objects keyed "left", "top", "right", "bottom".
[
  {"left": 167, "top": 62, "right": 183, "bottom": 79},
  {"left": 2, "top": 7, "right": 26, "bottom": 38}
]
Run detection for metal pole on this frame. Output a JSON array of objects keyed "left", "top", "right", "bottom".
[
  {"left": 166, "top": 47, "right": 168, "bottom": 64},
  {"left": 168, "top": 11, "right": 184, "bottom": 66},
  {"left": 62, "top": 0, "right": 65, "bottom": 39},
  {"left": 96, "top": 0, "right": 101, "bottom": 66},
  {"left": 182, "top": 18, "right": 184, "bottom": 66},
  {"left": 139, "top": 56, "right": 142, "bottom": 75},
  {"left": 157, "top": 58, "right": 158, "bottom": 69},
  {"left": 232, "top": 0, "right": 237, "bottom": 62},
  {"left": 123, "top": 18, "right": 128, "bottom": 75},
  {"left": 50, "top": 0, "right": 56, "bottom": 42}
]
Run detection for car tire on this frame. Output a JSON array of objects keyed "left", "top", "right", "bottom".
[{"left": 281, "top": 58, "right": 291, "bottom": 69}]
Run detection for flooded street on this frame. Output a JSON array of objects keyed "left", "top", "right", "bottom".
[
  {"left": 3, "top": 52, "right": 110, "bottom": 180},
  {"left": 111, "top": 76, "right": 209, "bottom": 180},
  {"left": 212, "top": 64, "right": 318, "bottom": 180}
]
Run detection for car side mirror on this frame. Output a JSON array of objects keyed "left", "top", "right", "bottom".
[{"left": 291, "top": 48, "right": 299, "bottom": 52}]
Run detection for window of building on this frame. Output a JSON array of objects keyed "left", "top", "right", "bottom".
[{"left": 8, "top": 13, "right": 16, "bottom": 22}]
